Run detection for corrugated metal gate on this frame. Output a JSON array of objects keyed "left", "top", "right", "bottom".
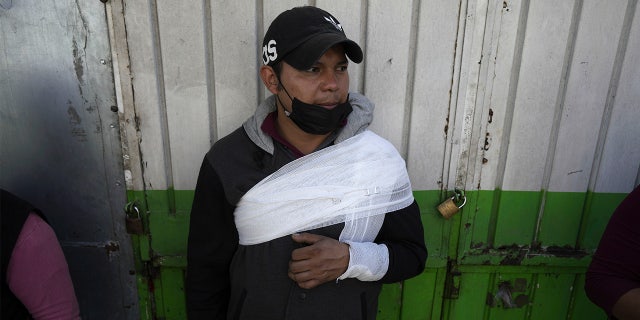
[
  {"left": 1, "top": 0, "right": 137, "bottom": 318},
  {"left": 108, "top": 0, "right": 640, "bottom": 319}
]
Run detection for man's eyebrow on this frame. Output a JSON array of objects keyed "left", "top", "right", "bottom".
[
  {"left": 315, "top": 59, "right": 348, "bottom": 66},
  {"left": 311, "top": 58, "right": 349, "bottom": 67}
]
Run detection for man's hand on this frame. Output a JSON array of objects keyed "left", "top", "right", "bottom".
[{"left": 288, "top": 233, "right": 350, "bottom": 289}]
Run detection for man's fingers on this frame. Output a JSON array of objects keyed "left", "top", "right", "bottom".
[
  {"left": 290, "top": 233, "right": 327, "bottom": 261},
  {"left": 288, "top": 269, "right": 332, "bottom": 289},
  {"left": 288, "top": 234, "right": 349, "bottom": 288},
  {"left": 291, "top": 232, "right": 322, "bottom": 245},
  {"left": 297, "top": 279, "right": 322, "bottom": 290},
  {"left": 288, "top": 257, "right": 311, "bottom": 273},
  {"left": 288, "top": 267, "right": 330, "bottom": 281}
]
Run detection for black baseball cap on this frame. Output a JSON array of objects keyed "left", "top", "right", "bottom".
[{"left": 261, "top": 6, "right": 363, "bottom": 70}]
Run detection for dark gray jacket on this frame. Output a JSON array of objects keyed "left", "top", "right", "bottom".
[{"left": 186, "top": 93, "right": 427, "bottom": 319}]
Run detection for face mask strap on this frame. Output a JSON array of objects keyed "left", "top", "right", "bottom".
[{"left": 274, "top": 75, "right": 295, "bottom": 116}]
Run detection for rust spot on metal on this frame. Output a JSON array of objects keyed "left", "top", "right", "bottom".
[
  {"left": 496, "top": 281, "right": 516, "bottom": 308},
  {"left": 482, "top": 157, "right": 489, "bottom": 164},
  {"left": 531, "top": 241, "right": 542, "bottom": 251},
  {"left": 67, "top": 103, "right": 87, "bottom": 142},
  {"left": 498, "top": 244, "right": 526, "bottom": 265},
  {"left": 513, "top": 278, "right": 527, "bottom": 291},
  {"left": 105, "top": 241, "right": 120, "bottom": 254},
  {"left": 444, "top": 115, "right": 450, "bottom": 134},
  {"left": 514, "top": 294, "right": 529, "bottom": 307},
  {"left": 72, "top": 38, "right": 84, "bottom": 84},
  {"left": 497, "top": 244, "right": 521, "bottom": 251},
  {"left": 486, "top": 292, "right": 496, "bottom": 307},
  {"left": 502, "top": 1, "right": 510, "bottom": 12},
  {"left": 443, "top": 266, "right": 462, "bottom": 299},
  {"left": 471, "top": 242, "right": 484, "bottom": 249},
  {"left": 483, "top": 132, "right": 491, "bottom": 151},
  {"left": 67, "top": 105, "right": 82, "bottom": 125},
  {"left": 544, "top": 245, "right": 588, "bottom": 258},
  {"left": 500, "top": 254, "right": 524, "bottom": 265},
  {"left": 489, "top": 280, "right": 528, "bottom": 308}
]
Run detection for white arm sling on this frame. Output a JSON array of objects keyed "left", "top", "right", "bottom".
[{"left": 234, "top": 130, "right": 414, "bottom": 246}]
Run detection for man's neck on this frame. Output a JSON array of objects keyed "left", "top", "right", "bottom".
[{"left": 275, "top": 112, "right": 330, "bottom": 155}]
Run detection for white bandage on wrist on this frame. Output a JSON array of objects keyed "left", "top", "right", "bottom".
[{"left": 338, "top": 241, "right": 389, "bottom": 281}]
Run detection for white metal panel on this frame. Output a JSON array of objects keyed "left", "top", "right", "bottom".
[
  {"left": 449, "top": 0, "right": 489, "bottom": 190},
  {"left": 548, "top": 0, "right": 628, "bottom": 193},
  {"left": 595, "top": 1, "right": 640, "bottom": 193},
  {"left": 108, "top": 0, "right": 142, "bottom": 192},
  {"left": 406, "top": 0, "right": 461, "bottom": 190},
  {"left": 156, "top": 1, "right": 211, "bottom": 190},
  {"left": 210, "top": 0, "right": 259, "bottom": 139},
  {"left": 501, "top": 0, "right": 575, "bottom": 191},
  {"left": 472, "top": 0, "right": 524, "bottom": 191},
  {"left": 122, "top": 0, "right": 169, "bottom": 190},
  {"left": 117, "top": 0, "right": 640, "bottom": 196},
  {"left": 364, "top": 1, "right": 415, "bottom": 153},
  {"left": 471, "top": 0, "right": 639, "bottom": 195}
]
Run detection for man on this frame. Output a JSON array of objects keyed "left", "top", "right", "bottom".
[{"left": 186, "top": 6, "right": 427, "bottom": 319}]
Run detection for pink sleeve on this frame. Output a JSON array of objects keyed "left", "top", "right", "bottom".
[{"left": 6, "top": 213, "right": 81, "bottom": 320}]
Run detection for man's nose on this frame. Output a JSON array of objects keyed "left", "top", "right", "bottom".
[{"left": 320, "top": 70, "right": 339, "bottom": 91}]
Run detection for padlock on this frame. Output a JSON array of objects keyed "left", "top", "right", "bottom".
[
  {"left": 125, "top": 202, "right": 144, "bottom": 235},
  {"left": 437, "top": 189, "right": 467, "bottom": 219}
]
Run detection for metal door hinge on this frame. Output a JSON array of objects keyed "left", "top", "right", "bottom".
[{"left": 443, "top": 269, "right": 462, "bottom": 299}]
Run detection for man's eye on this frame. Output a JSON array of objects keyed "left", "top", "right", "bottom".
[
  {"left": 337, "top": 65, "right": 348, "bottom": 72},
  {"left": 306, "top": 67, "right": 320, "bottom": 73}
]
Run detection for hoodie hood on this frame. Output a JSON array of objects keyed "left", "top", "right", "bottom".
[{"left": 243, "top": 92, "right": 374, "bottom": 154}]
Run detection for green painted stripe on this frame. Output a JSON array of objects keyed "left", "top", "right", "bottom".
[
  {"left": 493, "top": 190, "right": 541, "bottom": 246},
  {"left": 377, "top": 283, "right": 402, "bottom": 319},
  {"left": 456, "top": 189, "right": 627, "bottom": 267},
  {"left": 580, "top": 191, "right": 629, "bottom": 249},
  {"left": 127, "top": 189, "right": 627, "bottom": 320},
  {"left": 127, "top": 189, "right": 627, "bottom": 261},
  {"left": 400, "top": 268, "right": 447, "bottom": 320},
  {"left": 414, "top": 190, "right": 451, "bottom": 268}
]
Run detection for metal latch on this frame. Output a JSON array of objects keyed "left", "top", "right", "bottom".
[
  {"left": 125, "top": 201, "right": 144, "bottom": 234},
  {"left": 443, "top": 261, "right": 462, "bottom": 299},
  {"left": 437, "top": 188, "right": 467, "bottom": 219}
]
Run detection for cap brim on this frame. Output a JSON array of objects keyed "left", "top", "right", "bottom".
[{"left": 283, "top": 33, "right": 363, "bottom": 70}]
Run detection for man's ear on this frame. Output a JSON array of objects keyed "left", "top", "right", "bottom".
[{"left": 260, "top": 65, "right": 279, "bottom": 94}]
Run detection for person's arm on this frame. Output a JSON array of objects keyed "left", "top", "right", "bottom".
[
  {"left": 585, "top": 186, "right": 640, "bottom": 319},
  {"left": 7, "top": 213, "right": 80, "bottom": 320},
  {"left": 374, "top": 201, "right": 427, "bottom": 283},
  {"left": 288, "top": 201, "right": 427, "bottom": 287},
  {"left": 612, "top": 288, "right": 640, "bottom": 320},
  {"left": 186, "top": 158, "right": 238, "bottom": 319},
  {"left": 334, "top": 201, "right": 427, "bottom": 283}
]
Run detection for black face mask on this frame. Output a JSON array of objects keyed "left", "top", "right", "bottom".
[{"left": 276, "top": 82, "right": 353, "bottom": 135}]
